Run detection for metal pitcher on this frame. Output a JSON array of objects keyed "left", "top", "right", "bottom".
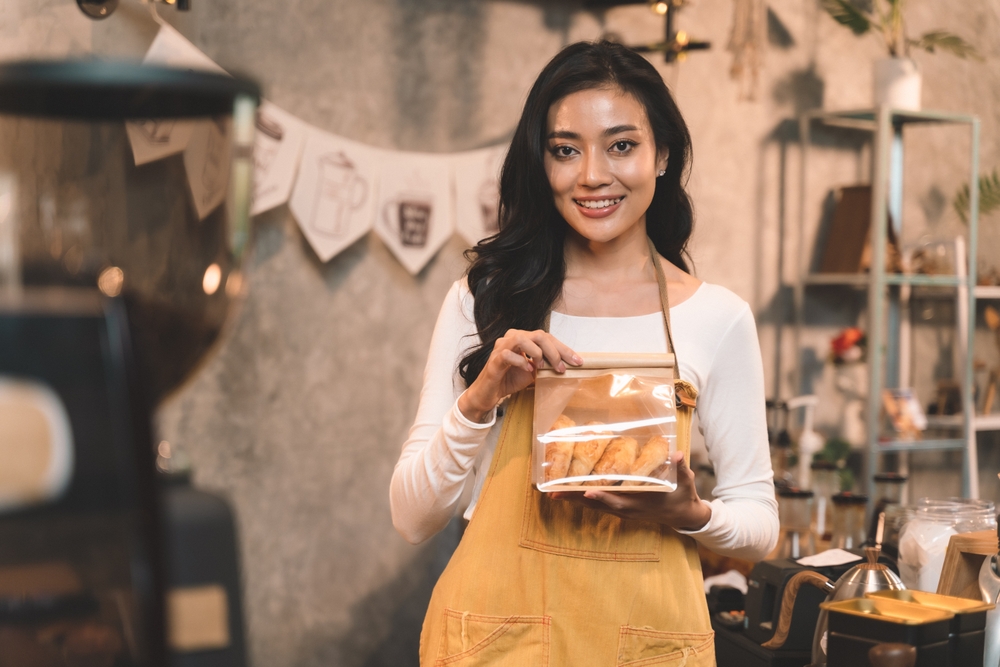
[{"left": 763, "top": 546, "right": 905, "bottom": 666}]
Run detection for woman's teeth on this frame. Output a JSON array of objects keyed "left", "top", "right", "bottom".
[{"left": 576, "top": 197, "right": 623, "bottom": 209}]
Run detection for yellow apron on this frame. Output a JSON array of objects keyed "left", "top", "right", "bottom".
[{"left": 420, "top": 242, "right": 715, "bottom": 666}]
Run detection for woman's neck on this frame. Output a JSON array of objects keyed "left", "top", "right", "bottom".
[{"left": 557, "top": 223, "right": 662, "bottom": 317}]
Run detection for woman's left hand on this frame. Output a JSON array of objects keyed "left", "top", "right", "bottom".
[{"left": 550, "top": 451, "right": 712, "bottom": 531}]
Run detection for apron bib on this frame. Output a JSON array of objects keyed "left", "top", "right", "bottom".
[{"left": 420, "top": 240, "right": 715, "bottom": 666}]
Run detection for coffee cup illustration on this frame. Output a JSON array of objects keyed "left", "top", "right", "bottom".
[
  {"left": 254, "top": 110, "right": 285, "bottom": 179},
  {"left": 383, "top": 192, "right": 433, "bottom": 248},
  {"left": 311, "top": 152, "right": 368, "bottom": 237}
]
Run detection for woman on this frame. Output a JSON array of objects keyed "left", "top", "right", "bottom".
[{"left": 391, "top": 41, "right": 777, "bottom": 666}]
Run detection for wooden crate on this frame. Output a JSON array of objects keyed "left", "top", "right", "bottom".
[{"left": 936, "top": 529, "right": 996, "bottom": 600}]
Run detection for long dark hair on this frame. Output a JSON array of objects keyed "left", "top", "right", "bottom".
[{"left": 459, "top": 40, "right": 695, "bottom": 386}]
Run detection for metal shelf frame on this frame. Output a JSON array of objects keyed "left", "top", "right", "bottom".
[{"left": 796, "top": 107, "right": 982, "bottom": 507}]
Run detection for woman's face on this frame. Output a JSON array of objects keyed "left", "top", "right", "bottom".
[{"left": 544, "top": 86, "right": 666, "bottom": 246}]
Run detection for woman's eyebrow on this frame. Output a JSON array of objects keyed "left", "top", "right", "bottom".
[
  {"left": 547, "top": 124, "right": 640, "bottom": 140},
  {"left": 604, "top": 124, "right": 639, "bottom": 135},
  {"left": 547, "top": 130, "right": 580, "bottom": 140}
]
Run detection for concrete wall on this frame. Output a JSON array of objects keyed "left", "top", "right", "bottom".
[{"left": 6, "top": 0, "right": 1000, "bottom": 664}]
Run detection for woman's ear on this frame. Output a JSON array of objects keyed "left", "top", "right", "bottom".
[{"left": 656, "top": 148, "right": 669, "bottom": 175}]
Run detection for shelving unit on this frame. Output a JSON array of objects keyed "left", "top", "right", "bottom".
[{"left": 795, "top": 107, "right": 984, "bottom": 507}]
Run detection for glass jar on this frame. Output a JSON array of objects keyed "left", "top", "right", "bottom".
[
  {"left": 778, "top": 487, "right": 815, "bottom": 559},
  {"left": 810, "top": 460, "right": 839, "bottom": 542},
  {"left": 881, "top": 503, "right": 916, "bottom": 560},
  {"left": 869, "top": 472, "right": 908, "bottom": 543},
  {"left": 897, "top": 498, "right": 997, "bottom": 592},
  {"left": 830, "top": 492, "right": 868, "bottom": 550}
]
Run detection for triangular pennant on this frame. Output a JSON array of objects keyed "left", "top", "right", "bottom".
[
  {"left": 126, "top": 23, "right": 228, "bottom": 165},
  {"left": 183, "top": 118, "right": 232, "bottom": 221},
  {"left": 452, "top": 145, "right": 507, "bottom": 246},
  {"left": 374, "top": 154, "right": 455, "bottom": 275},
  {"left": 289, "top": 128, "right": 380, "bottom": 262},
  {"left": 251, "top": 101, "right": 307, "bottom": 216}
]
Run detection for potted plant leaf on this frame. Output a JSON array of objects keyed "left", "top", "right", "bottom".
[{"left": 820, "top": 0, "right": 980, "bottom": 110}]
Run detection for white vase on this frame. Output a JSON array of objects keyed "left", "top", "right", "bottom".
[{"left": 873, "top": 57, "right": 922, "bottom": 111}]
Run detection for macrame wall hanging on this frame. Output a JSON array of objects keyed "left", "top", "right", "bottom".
[{"left": 727, "top": 0, "right": 768, "bottom": 100}]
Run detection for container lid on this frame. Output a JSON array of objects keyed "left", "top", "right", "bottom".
[
  {"left": 777, "top": 487, "right": 814, "bottom": 498},
  {"left": 832, "top": 491, "right": 868, "bottom": 505},
  {"left": 0, "top": 60, "right": 260, "bottom": 119},
  {"left": 874, "top": 472, "right": 908, "bottom": 483},
  {"left": 810, "top": 460, "right": 837, "bottom": 470}
]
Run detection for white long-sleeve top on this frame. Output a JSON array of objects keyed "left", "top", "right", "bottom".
[{"left": 390, "top": 278, "right": 779, "bottom": 560}]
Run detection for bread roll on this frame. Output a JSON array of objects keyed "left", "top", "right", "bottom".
[
  {"left": 543, "top": 414, "right": 576, "bottom": 482},
  {"left": 567, "top": 421, "right": 613, "bottom": 478},
  {"left": 584, "top": 436, "right": 638, "bottom": 486},
  {"left": 622, "top": 435, "right": 672, "bottom": 486}
]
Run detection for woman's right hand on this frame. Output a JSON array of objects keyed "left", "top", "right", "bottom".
[{"left": 458, "top": 329, "right": 582, "bottom": 423}]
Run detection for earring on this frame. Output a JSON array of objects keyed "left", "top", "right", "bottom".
[{"left": 657, "top": 169, "right": 666, "bottom": 177}]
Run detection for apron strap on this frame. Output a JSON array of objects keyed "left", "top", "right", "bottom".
[{"left": 542, "top": 236, "right": 681, "bottom": 381}]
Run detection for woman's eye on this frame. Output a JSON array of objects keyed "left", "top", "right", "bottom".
[
  {"left": 611, "top": 140, "right": 635, "bottom": 154},
  {"left": 550, "top": 145, "right": 577, "bottom": 158}
]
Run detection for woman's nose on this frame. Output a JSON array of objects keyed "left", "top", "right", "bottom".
[{"left": 579, "top": 150, "right": 612, "bottom": 187}]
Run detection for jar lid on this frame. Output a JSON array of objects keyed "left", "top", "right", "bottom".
[
  {"left": 874, "top": 472, "right": 908, "bottom": 483},
  {"left": 832, "top": 491, "right": 868, "bottom": 505},
  {"left": 810, "top": 460, "right": 837, "bottom": 470},
  {"left": 778, "top": 487, "right": 815, "bottom": 498}
]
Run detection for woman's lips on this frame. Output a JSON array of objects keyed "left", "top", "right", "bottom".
[{"left": 573, "top": 196, "right": 624, "bottom": 218}]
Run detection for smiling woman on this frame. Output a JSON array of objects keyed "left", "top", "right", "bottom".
[{"left": 390, "top": 41, "right": 777, "bottom": 666}]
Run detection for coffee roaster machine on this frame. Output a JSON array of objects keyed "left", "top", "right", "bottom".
[{"left": 0, "top": 61, "right": 258, "bottom": 667}]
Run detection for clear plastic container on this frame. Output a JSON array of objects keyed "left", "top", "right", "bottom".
[
  {"left": 533, "top": 353, "right": 679, "bottom": 491},
  {"left": 811, "top": 460, "right": 839, "bottom": 542},
  {"left": 830, "top": 492, "right": 868, "bottom": 550},
  {"left": 898, "top": 498, "right": 997, "bottom": 592},
  {"left": 869, "top": 472, "right": 908, "bottom": 543},
  {"left": 778, "top": 487, "right": 815, "bottom": 559}
]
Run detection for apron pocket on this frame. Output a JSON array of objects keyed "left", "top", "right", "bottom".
[
  {"left": 435, "top": 609, "right": 550, "bottom": 666},
  {"left": 616, "top": 627, "right": 714, "bottom": 667},
  {"left": 520, "top": 478, "right": 662, "bottom": 562}
]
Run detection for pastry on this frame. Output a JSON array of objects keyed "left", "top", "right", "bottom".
[
  {"left": 567, "top": 421, "right": 613, "bottom": 478},
  {"left": 622, "top": 435, "right": 671, "bottom": 486},
  {"left": 584, "top": 436, "right": 638, "bottom": 485},
  {"left": 543, "top": 414, "right": 576, "bottom": 482}
]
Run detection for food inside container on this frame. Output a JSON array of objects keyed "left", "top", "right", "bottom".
[{"left": 532, "top": 353, "right": 679, "bottom": 492}]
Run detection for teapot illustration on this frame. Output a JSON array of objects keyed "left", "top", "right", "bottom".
[{"left": 310, "top": 152, "right": 368, "bottom": 238}]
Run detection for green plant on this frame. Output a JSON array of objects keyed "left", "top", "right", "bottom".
[
  {"left": 954, "top": 168, "right": 1000, "bottom": 224},
  {"left": 820, "top": 0, "right": 980, "bottom": 60}
]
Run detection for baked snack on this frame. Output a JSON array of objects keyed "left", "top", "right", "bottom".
[
  {"left": 566, "top": 421, "right": 613, "bottom": 478},
  {"left": 584, "top": 436, "right": 638, "bottom": 486},
  {"left": 622, "top": 435, "right": 672, "bottom": 486},
  {"left": 543, "top": 414, "right": 576, "bottom": 482}
]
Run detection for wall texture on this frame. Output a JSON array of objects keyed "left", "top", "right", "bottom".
[{"left": 6, "top": 0, "right": 1000, "bottom": 665}]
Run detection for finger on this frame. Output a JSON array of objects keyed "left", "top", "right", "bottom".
[
  {"left": 582, "top": 489, "right": 631, "bottom": 512},
  {"left": 672, "top": 451, "right": 695, "bottom": 482},
  {"left": 511, "top": 338, "right": 546, "bottom": 369},
  {"left": 525, "top": 331, "right": 582, "bottom": 371},
  {"left": 496, "top": 348, "right": 534, "bottom": 374}
]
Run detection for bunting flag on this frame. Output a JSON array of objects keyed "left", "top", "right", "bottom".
[
  {"left": 126, "top": 23, "right": 226, "bottom": 165},
  {"left": 251, "top": 101, "right": 307, "bottom": 217},
  {"left": 289, "top": 128, "right": 380, "bottom": 262},
  {"left": 452, "top": 145, "right": 506, "bottom": 247},
  {"left": 183, "top": 118, "right": 232, "bottom": 221},
  {"left": 374, "top": 153, "right": 455, "bottom": 275},
  {"left": 129, "top": 22, "right": 510, "bottom": 271}
]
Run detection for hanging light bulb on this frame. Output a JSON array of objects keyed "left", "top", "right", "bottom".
[{"left": 649, "top": 1, "right": 669, "bottom": 15}]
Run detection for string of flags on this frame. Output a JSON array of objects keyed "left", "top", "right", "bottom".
[{"left": 127, "top": 22, "right": 507, "bottom": 275}]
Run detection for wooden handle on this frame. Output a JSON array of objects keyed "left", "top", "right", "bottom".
[
  {"left": 868, "top": 643, "right": 916, "bottom": 667},
  {"left": 761, "top": 570, "right": 832, "bottom": 649}
]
